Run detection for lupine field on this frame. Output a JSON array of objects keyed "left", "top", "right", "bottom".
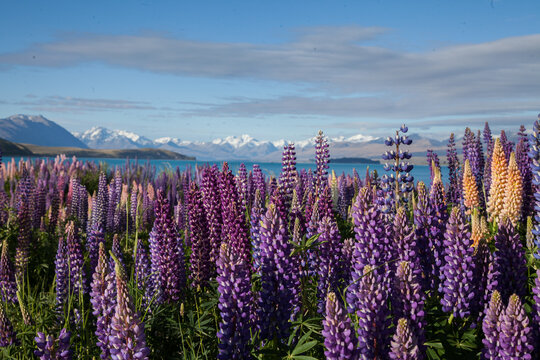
[{"left": 0, "top": 121, "right": 539, "bottom": 360}]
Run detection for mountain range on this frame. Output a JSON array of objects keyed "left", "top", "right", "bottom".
[{"left": 2, "top": 114, "right": 517, "bottom": 163}]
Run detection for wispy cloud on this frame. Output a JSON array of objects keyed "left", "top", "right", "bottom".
[
  {"left": 9, "top": 95, "right": 157, "bottom": 113},
  {"left": 1, "top": 26, "right": 538, "bottom": 130}
]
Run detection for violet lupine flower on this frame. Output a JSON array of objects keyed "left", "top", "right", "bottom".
[
  {"left": 315, "top": 130, "right": 330, "bottom": 195},
  {"left": 482, "top": 290, "right": 503, "bottom": 359},
  {"left": 414, "top": 182, "right": 438, "bottom": 292},
  {"left": 250, "top": 189, "right": 264, "bottom": 273},
  {"left": 55, "top": 235, "right": 69, "bottom": 307},
  {"left": 0, "top": 187, "right": 8, "bottom": 227},
  {"left": 33, "top": 178, "right": 47, "bottom": 229},
  {"left": 65, "top": 222, "right": 85, "bottom": 295},
  {"left": 15, "top": 166, "right": 33, "bottom": 280},
  {"left": 516, "top": 128, "right": 533, "bottom": 219},
  {"left": 392, "top": 261, "right": 425, "bottom": 354},
  {"left": 500, "top": 130, "right": 514, "bottom": 161},
  {"left": 529, "top": 117, "right": 540, "bottom": 259},
  {"left": 532, "top": 269, "right": 540, "bottom": 347},
  {"left": 0, "top": 301, "right": 16, "bottom": 347},
  {"left": 354, "top": 265, "right": 391, "bottom": 359},
  {"left": 429, "top": 171, "right": 448, "bottom": 284},
  {"left": 149, "top": 191, "right": 185, "bottom": 304},
  {"left": 201, "top": 165, "right": 223, "bottom": 264},
  {"left": 35, "top": 328, "right": 72, "bottom": 360},
  {"left": 499, "top": 294, "right": 534, "bottom": 359},
  {"left": 257, "top": 203, "right": 299, "bottom": 342},
  {"left": 316, "top": 216, "right": 342, "bottom": 314},
  {"left": 251, "top": 164, "right": 266, "bottom": 205},
  {"left": 322, "top": 292, "right": 358, "bottom": 360},
  {"left": 440, "top": 208, "right": 477, "bottom": 319},
  {"left": 109, "top": 255, "right": 150, "bottom": 360},
  {"left": 188, "top": 183, "right": 212, "bottom": 289},
  {"left": 236, "top": 163, "right": 249, "bottom": 215},
  {"left": 446, "top": 133, "right": 461, "bottom": 205},
  {"left": 389, "top": 318, "right": 420, "bottom": 360},
  {"left": 393, "top": 207, "right": 420, "bottom": 278},
  {"left": 92, "top": 172, "right": 108, "bottom": 232},
  {"left": 279, "top": 143, "right": 297, "bottom": 211},
  {"left": 483, "top": 122, "right": 494, "bottom": 195},
  {"left": 86, "top": 224, "right": 105, "bottom": 279},
  {"left": 216, "top": 242, "right": 253, "bottom": 360},
  {"left": 0, "top": 239, "right": 17, "bottom": 303},
  {"left": 48, "top": 185, "right": 60, "bottom": 232},
  {"left": 486, "top": 220, "right": 528, "bottom": 303},
  {"left": 90, "top": 242, "right": 116, "bottom": 360},
  {"left": 134, "top": 237, "right": 152, "bottom": 310}
]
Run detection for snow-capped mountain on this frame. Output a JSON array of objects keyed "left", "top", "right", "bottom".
[
  {"left": 74, "top": 127, "right": 153, "bottom": 149},
  {"left": 0, "top": 114, "right": 88, "bottom": 148}
]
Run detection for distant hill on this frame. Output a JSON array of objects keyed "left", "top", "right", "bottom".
[
  {"left": 0, "top": 114, "right": 88, "bottom": 148},
  {"left": 0, "top": 138, "right": 33, "bottom": 156},
  {"left": 332, "top": 157, "right": 379, "bottom": 164},
  {"left": 22, "top": 144, "right": 195, "bottom": 160}
]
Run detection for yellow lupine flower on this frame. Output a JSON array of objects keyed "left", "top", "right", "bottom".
[
  {"left": 462, "top": 159, "right": 479, "bottom": 214},
  {"left": 487, "top": 138, "right": 508, "bottom": 222},
  {"left": 501, "top": 152, "right": 522, "bottom": 226}
]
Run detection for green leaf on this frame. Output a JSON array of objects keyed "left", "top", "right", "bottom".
[
  {"left": 292, "top": 356, "right": 318, "bottom": 360},
  {"left": 291, "top": 340, "right": 317, "bottom": 356}
]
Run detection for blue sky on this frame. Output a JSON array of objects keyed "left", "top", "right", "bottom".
[{"left": 1, "top": 0, "right": 539, "bottom": 141}]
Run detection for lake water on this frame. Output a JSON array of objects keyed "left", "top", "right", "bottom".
[{"left": 5, "top": 156, "right": 448, "bottom": 186}]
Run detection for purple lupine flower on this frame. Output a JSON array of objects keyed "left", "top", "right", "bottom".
[
  {"left": 486, "top": 220, "right": 528, "bottom": 303},
  {"left": 337, "top": 176, "right": 354, "bottom": 219},
  {"left": 90, "top": 242, "right": 116, "bottom": 359},
  {"left": 216, "top": 242, "right": 253, "bottom": 359},
  {"left": 322, "top": 292, "right": 358, "bottom": 360},
  {"left": 35, "top": 328, "right": 72, "bottom": 360},
  {"left": 446, "top": 133, "right": 461, "bottom": 205},
  {"left": 109, "top": 255, "right": 150, "bottom": 360},
  {"left": 532, "top": 269, "right": 540, "bottom": 347},
  {"left": 315, "top": 130, "right": 330, "bottom": 195},
  {"left": 482, "top": 290, "right": 503, "bottom": 359},
  {"left": 86, "top": 224, "right": 105, "bottom": 279},
  {"left": 65, "top": 222, "right": 85, "bottom": 295},
  {"left": 48, "top": 185, "right": 60, "bottom": 233},
  {"left": 500, "top": 130, "right": 514, "bottom": 161},
  {"left": 440, "top": 208, "right": 477, "bottom": 319},
  {"left": 55, "top": 235, "right": 69, "bottom": 307},
  {"left": 201, "top": 165, "right": 223, "bottom": 264},
  {"left": 15, "top": 166, "right": 33, "bottom": 280},
  {"left": 0, "top": 239, "right": 17, "bottom": 303},
  {"left": 0, "top": 301, "right": 16, "bottom": 347},
  {"left": 483, "top": 122, "right": 494, "bottom": 193},
  {"left": 188, "top": 182, "right": 212, "bottom": 289},
  {"left": 251, "top": 164, "right": 266, "bottom": 205},
  {"left": 250, "top": 189, "right": 264, "bottom": 273},
  {"left": 316, "top": 216, "right": 342, "bottom": 314},
  {"left": 148, "top": 191, "right": 185, "bottom": 304},
  {"left": 499, "top": 294, "right": 534, "bottom": 359},
  {"left": 529, "top": 117, "right": 540, "bottom": 259},
  {"left": 516, "top": 125, "right": 533, "bottom": 219},
  {"left": 236, "top": 163, "right": 248, "bottom": 215},
  {"left": 0, "top": 186, "right": 8, "bottom": 227},
  {"left": 429, "top": 174, "right": 448, "bottom": 288},
  {"left": 347, "top": 187, "right": 392, "bottom": 309},
  {"left": 393, "top": 207, "right": 421, "bottom": 280},
  {"left": 414, "top": 182, "right": 438, "bottom": 292},
  {"left": 353, "top": 265, "right": 391, "bottom": 359},
  {"left": 278, "top": 143, "right": 297, "bottom": 212},
  {"left": 92, "top": 172, "right": 108, "bottom": 232},
  {"left": 257, "top": 202, "right": 299, "bottom": 342},
  {"left": 392, "top": 261, "right": 425, "bottom": 356},
  {"left": 33, "top": 178, "right": 47, "bottom": 229},
  {"left": 134, "top": 237, "right": 152, "bottom": 310},
  {"left": 390, "top": 318, "right": 420, "bottom": 360}
]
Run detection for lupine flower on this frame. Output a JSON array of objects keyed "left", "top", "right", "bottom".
[
  {"left": 499, "top": 294, "right": 533, "bottom": 359},
  {"left": 236, "top": 163, "right": 248, "bottom": 215},
  {"left": 502, "top": 152, "right": 523, "bottom": 225},
  {"left": 257, "top": 203, "right": 299, "bottom": 342},
  {"left": 487, "top": 138, "right": 508, "bottom": 222},
  {"left": 15, "top": 167, "right": 33, "bottom": 280},
  {"left": 393, "top": 207, "right": 421, "bottom": 281},
  {"left": 316, "top": 216, "right": 342, "bottom": 314},
  {"left": 446, "top": 133, "right": 461, "bottom": 205},
  {"left": 322, "top": 292, "right": 358, "bottom": 360},
  {"left": 392, "top": 261, "right": 425, "bottom": 353},
  {"left": 279, "top": 143, "right": 297, "bottom": 212},
  {"left": 86, "top": 224, "right": 105, "bottom": 279},
  {"left": 529, "top": 116, "right": 540, "bottom": 259},
  {"left": 0, "top": 239, "right": 16, "bottom": 303},
  {"left": 389, "top": 318, "right": 420, "bottom": 360},
  {"left": 34, "top": 328, "right": 72, "bottom": 360},
  {"left": 414, "top": 182, "right": 438, "bottom": 292},
  {"left": 500, "top": 130, "right": 514, "bottom": 161},
  {"left": 188, "top": 183, "right": 212, "bottom": 289},
  {"left": 532, "top": 269, "right": 540, "bottom": 346},
  {"left": 109, "top": 255, "right": 150, "bottom": 360},
  {"left": 216, "top": 242, "right": 253, "bottom": 359},
  {"left": 251, "top": 164, "right": 266, "bottom": 204},
  {"left": 315, "top": 130, "right": 330, "bottom": 195},
  {"left": 486, "top": 220, "right": 528, "bottom": 303},
  {"left": 440, "top": 208, "right": 477, "bottom": 319},
  {"left": 353, "top": 265, "right": 390, "bottom": 359},
  {"left": 0, "top": 301, "right": 16, "bottom": 347},
  {"left": 426, "top": 149, "right": 440, "bottom": 185},
  {"left": 482, "top": 290, "right": 503, "bottom": 359},
  {"left": 134, "top": 237, "right": 152, "bottom": 310},
  {"left": 90, "top": 242, "right": 116, "bottom": 359},
  {"left": 55, "top": 235, "right": 69, "bottom": 307},
  {"left": 516, "top": 125, "right": 533, "bottom": 218},
  {"left": 92, "top": 172, "right": 108, "bottom": 232},
  {"left": 200, "top": 165, "right": 222, "bottom": 263},
  {"left": 65, "top": 222, "right": 85, "bottom": 295},
  {"left": 250, "top": 189, "right": 264, "bottom": 273},
  {"left": 463, "top": 159, "right": 480, "bottom": 214},
  {"left": 148, "top": 191, "right": 185, "bottom": 304}
]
